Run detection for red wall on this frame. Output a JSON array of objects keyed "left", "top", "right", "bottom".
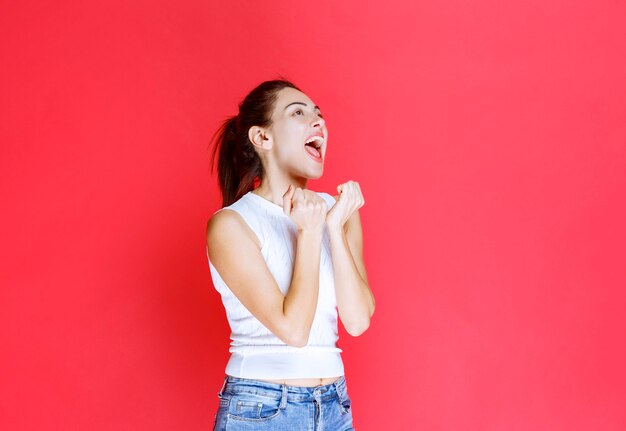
[{"left": 2, "top": 1, "right": 625, "bottom": 429}]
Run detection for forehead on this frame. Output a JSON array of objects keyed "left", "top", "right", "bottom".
[{"left": 275, "top": 87, "right": 315, "bottom": 109}]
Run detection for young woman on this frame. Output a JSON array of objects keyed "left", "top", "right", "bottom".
[{"left": 205, "top": 79, "right": 375, "bottom": 430}]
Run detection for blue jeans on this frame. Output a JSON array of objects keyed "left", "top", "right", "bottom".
[{"left": 212, "top": 375, "right": 355, "bottom": 430}]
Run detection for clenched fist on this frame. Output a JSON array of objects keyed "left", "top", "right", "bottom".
[
  {"left": 326, "top": 180, "right": 364, "bottom": 230},
  {"left": 282, "top": 185, "right": 328, "bottom": 232}
]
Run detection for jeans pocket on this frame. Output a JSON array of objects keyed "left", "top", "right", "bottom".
[{"left": 227, "top": 393, "right": 283, "bottom": 422}]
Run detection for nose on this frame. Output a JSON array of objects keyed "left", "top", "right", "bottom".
[{"left": 312, "top": 114, "right": 325, "bottom": 128}]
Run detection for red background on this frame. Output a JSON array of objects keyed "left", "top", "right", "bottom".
[{"left": 2, "top": 1, "right": 625, "bottom": 429}]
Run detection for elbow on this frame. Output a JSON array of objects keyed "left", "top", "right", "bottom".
[
  {"left": 277, "top": 313, "right": 311, "bottom": 347},
  {"left": 344, "top": 301, "right": 375, "bottom": 337},
  {"left": 289, "top": 339, "right": 308, "bottom": 348},
  {"left": 282, "top": 330, "right": 310, "bottom": 348},
  {"left": 345, "top": 319, "right": 371, "bottom": 337},
  {"left": 286, "top": 337, "right": 309, "bottom": 348}
]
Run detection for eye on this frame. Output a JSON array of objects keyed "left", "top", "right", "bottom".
[{"left": 294, "top": 109, "right": 303, "bottom": 116}]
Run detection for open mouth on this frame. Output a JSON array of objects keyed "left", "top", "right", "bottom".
[{"left": 304, "top": 135, "right": 324, "bottom": 160}]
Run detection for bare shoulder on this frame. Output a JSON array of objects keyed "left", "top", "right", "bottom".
[{"left": 206, "top": 209, "right": 261, "bottom": 250}]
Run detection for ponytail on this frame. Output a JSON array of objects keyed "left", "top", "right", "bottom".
[
  {"left": 209, "top": 79, "right": 300, "bottom": 207},
  {"left": 209, "top": 114, "right": 261, "bottom": 207}
]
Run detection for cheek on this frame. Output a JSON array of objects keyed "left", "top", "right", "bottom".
[
  {"left": 273, "top": 122, "right": 306, "bottom": 159},
  {"left": 276, "top": 140, "right": 303, "bottom": 161},
  {"left": 277, "top": 133, "right": 303, "bottom": 154}
]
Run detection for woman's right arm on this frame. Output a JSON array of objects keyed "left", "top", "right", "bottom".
[{"left": 206, "top": 190, "right": 326, "bottom": 348}]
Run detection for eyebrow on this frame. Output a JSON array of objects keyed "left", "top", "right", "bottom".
[{"left": 284, "top": 101, "right": 321, "bottom": 112}]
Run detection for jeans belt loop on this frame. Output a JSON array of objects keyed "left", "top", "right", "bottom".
[
  {"left": 217, "top": 375, "right": 228, "bottom": 398},
  {"left": 279, "top": 384, "right": 288, "bottom": 410},
  {"left": 333, "top": 376, "right": 344, "bottom": 402}
]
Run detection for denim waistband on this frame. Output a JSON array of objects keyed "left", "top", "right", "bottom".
[{"left": 217, "top": 375, "right": 348, "bottom": 404}]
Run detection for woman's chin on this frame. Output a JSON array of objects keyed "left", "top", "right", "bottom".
[
  {"left": 290, "top": 159, "right": 324, "bottom": 179},
  {"left": 308, "top": 166, "right": 324, "bottom": 179}
]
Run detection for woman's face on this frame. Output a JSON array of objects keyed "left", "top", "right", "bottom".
[{"left": 266, "top": 87, "right": 327, "bottom": 179}]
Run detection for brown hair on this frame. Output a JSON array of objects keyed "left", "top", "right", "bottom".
[{"left": 209, "top": 79, "right": 301, "bottom": 207}]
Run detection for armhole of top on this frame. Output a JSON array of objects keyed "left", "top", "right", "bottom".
[{"left": 214, "top": 207, "right": 263, "bottom": 250}]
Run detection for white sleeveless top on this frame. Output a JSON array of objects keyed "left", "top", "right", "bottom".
[{"left": 206, "top": 190, "right": 345, "bottom": 379}]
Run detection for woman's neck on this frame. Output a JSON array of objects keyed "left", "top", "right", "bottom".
[{"left": 253, "top": 178, "right": 307, "bottom": 205}]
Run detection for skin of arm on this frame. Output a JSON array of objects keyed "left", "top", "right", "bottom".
[
  {"left": 206, "top": 210, "right": 323, "bottom": 348},
  {"left": 328, "top": 196, "right": 376, "bottom": 336}
]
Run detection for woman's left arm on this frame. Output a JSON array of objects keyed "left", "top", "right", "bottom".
[{"left": 328, "top": 200, "right": 376, "bottom": 336}]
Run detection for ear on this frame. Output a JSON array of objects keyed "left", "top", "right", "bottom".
[{"left": 248, "top": 126, "right": 272, "bottom": 151}]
